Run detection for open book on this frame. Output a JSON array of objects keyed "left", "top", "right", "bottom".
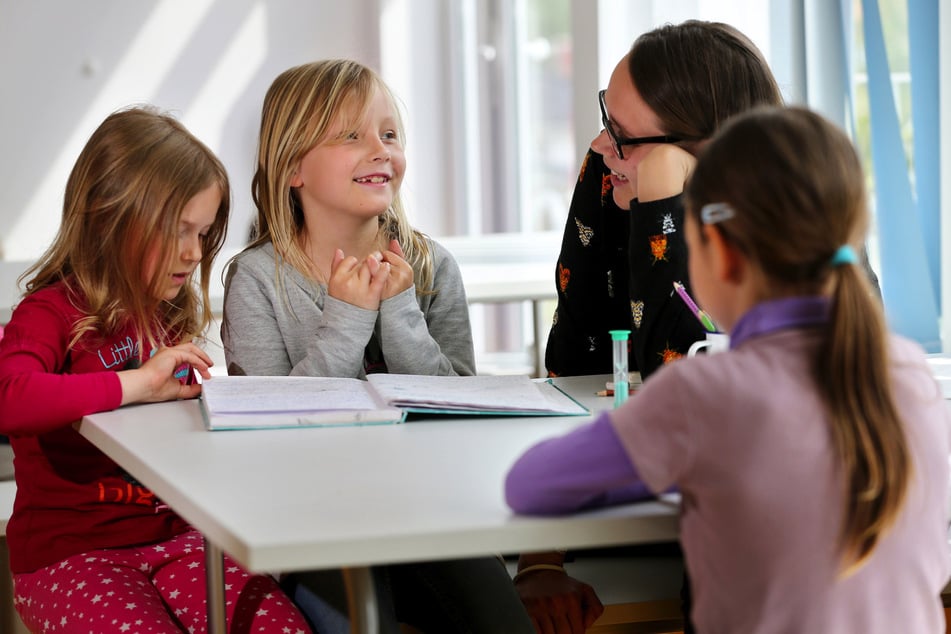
[{"left": 200, "top": 373, "right": 589, "bottom": 430}]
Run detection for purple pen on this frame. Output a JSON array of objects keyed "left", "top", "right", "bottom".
[{"left": 673, "top": 281, "right": 717, "bottom": 332}]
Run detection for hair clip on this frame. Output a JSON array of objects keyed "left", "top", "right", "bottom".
[{"left": 700, "top": 202, "right": 735, "bottom": 225}]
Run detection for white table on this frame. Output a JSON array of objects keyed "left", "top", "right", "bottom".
[
  {"left": 927, "top": 353, "right": 951, "bottom": 398},
  {"left": 437, "top": 234, "right": 560, "bottom": 378},
  {"left": 459, "top": 262, "right": 555, "bottom": 377},
  {"left": 78, "top": 375, "right": 679, "bottom": 634}
]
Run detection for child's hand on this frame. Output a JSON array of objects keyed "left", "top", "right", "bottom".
[
  {"left": 327, "top": 248, "right": 389, "bottom": 310},
  {"left": 633, "top": 144, "right": 697, "bottom": 203},
  {"left": 380, "top": 239, "right": 414, "bottom": 300},
  {"left": 118, "top": 342, "right": 213, "bottom": 405}
]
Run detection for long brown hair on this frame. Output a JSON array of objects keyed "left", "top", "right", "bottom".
[
  {"left": 628, "top": 20, "right": 784, "bottom": 143},
  {"left": 685, "top": 106, "right": 909, "bottom": 573},
  {"left": 249, "top": 59, "right": 434, "bottom": 305},
  {"left": 22, "top": 106, "right": 230, "bottom": 352}
]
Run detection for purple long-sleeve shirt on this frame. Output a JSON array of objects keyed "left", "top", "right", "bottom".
[
  {"left": 505, "top": 296, "right": 831, "bottom": 514},
  {"left": 505, "top": 414, "right": 651, "bottom": 513},
  {"left": 507, "top": 296, "right": 951, "bottom": 633}
]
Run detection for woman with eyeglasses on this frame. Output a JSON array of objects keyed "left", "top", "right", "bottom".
[
  {"left": 530, "top": 19, "right": 883, "bottom": 634},
  {"left": 521, "top": 20, "right": 783, "bottom": 634},
  {"left": 544, "top": 20, "right": 784, "bottom": 383}
]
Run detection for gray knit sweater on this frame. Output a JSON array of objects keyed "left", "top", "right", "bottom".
[{"left": 221, "top": 240, "right": 476, "bottom": 378}]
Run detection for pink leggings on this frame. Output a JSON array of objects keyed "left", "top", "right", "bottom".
[{"left": 13, "top": 530, "right": 312, "bottom": 633}]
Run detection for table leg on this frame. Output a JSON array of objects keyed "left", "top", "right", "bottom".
[
  {"left": 203, "top": 537, "right": 227, "bottom": 634},
  {"left": 532, "top": 299, "right": 543, "bottom": 378},
  {"left": 342, "top": 566, "right": 379, "bottom": 634}
]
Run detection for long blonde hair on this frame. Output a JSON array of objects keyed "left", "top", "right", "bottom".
[
  {"left": 685, "top": 106, "right": 909, "bottom": 573},
  {"left": 22, "top": 106, "right": 230, "bottom": 353},
  {"left": 249, "top": 59, "right": 434, "bottom": 303}
]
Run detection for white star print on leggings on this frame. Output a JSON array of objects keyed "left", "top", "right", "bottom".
[{"left": 13, "top": 529, "right": 311, "bottom": 633}]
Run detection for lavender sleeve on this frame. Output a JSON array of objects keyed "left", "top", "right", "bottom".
[{"left": 505, "top": 412, "right": 654, "bottom": 515}]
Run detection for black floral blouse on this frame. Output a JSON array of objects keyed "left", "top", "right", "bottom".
[{"left": 545, "top": 150, "right": 708, "bottom": 379}]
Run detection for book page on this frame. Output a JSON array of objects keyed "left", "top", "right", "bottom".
[
  {"left": 366, "top": 374, "right": 587, "bottom": 414},
  {"left": 201, "top": 376, "right": 382, "bottom": 414},
  {"left": 534, "top": 381, "right": 589, "bottom": 414}
]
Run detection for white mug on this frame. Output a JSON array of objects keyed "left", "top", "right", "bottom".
[{"left": 687, "top": 332, "right": 730, "bottom": 357}]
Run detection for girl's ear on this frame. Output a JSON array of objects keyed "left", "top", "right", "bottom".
[
  {"left": 705, "top": 224, "right": 744, "bottom": 285},
  {"left": 289, "top": 166, "right": 303, "bottom": 188}
]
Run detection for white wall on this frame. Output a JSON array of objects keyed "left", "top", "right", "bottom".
[
  {"left": 0, "top": 0, "right": 383, "bottom": 260},
  {"left": 0, "top": 0, "right": 785, "bottom": 264}
]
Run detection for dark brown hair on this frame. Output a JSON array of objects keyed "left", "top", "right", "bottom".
[{"left": 628, "top": 20, "right": 784, "bottom": 143}]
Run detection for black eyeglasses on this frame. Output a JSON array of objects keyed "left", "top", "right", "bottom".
[{"left": 598, "top": 89, "right": 683, "bottom": 160}]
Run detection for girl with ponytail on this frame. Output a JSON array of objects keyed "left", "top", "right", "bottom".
[{"left": 506, "top": 106, "right": 950, "bottom": 633}]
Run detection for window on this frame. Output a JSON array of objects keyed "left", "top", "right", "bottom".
[
  {"left": 382, "top": 0, "right": 778, "bottom": 373},
  {"left": 847, "top": 0, "right": 942, "bottom": 349},
  {"left": 430, "top": 0, "right": 774, "bottom": 237},
  {"left": 849, "top": 0, "right": 913, "bottom": 276}
]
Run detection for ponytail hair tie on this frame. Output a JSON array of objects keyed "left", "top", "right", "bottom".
[{"left": 830, "top": 245, "right": 858, "bottom": 267}]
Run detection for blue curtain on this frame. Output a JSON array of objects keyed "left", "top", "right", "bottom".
[
  {"left": 907, "top": 0, "right": 940, "bottom": 299},
  {"left": 858, "top": 0, "right": 941, "bottom": 351}
]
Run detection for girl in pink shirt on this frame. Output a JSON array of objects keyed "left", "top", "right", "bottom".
[
  {"left": 0, "top": 107, "right": 311, "bottom": 633},
  {"left": 507, "top": 107, "right": 951, "bottom": 632}
]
